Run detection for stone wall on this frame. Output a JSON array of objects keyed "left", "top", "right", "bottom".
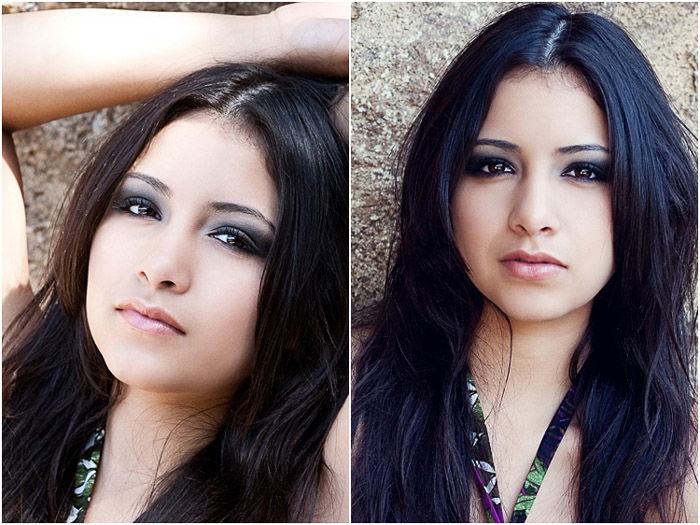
[
  {"left": 351, "top": 2, "right": 698, "bottom": 314},
  {"left": 4, "top": 2, "right": 698, "bottom": 309}
]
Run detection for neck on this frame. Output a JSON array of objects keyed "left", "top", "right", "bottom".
[
  {"left": 469, "top": 301, "right": 590, "bottom": 410},
  {"left": 94, "top": 386, "right": 229, "bottom": 518}
]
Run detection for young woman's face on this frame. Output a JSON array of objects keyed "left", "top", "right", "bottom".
[
  {"left": 451, "top": 69, "right": 614, "bottom": 324},
  {"left": 86, "top": 112, "right": 277, "bottom": 396}
]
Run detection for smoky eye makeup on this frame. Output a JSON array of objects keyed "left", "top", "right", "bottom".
[
  {"left": 561, "top": 160, "right": 610, "bottom": 182},
  {"left": 112, "top": 182, "right": 163, "bottom": 219},
  {"left": 464, "top": 155, "right": 516, "bottom": 177},
  {"left": 112, "top": 183, "right": 274, "bottom": 258},
  {"left": 113, "top": 195, "right": 161, "bottom": 219},
  {"left": 208, "top": 222, "right": 273, "bottom": 258},
  {"left": 463, "top": 148, "right": 611, "bottom": 183},
  {"left": 113, "top": 177, "right": 162, "bottom": 204}
]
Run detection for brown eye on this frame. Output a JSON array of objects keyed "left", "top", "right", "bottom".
[
  {"left": 465, "top": 157, "right": 516, "bottom": 177},
  {"left": 572, "top": 167, "right": 594, "bottom": 178},
  {"left": 116, "top": 197, "right": 161, "bottom": 219},
  {"left": 225, "top": 234, "right": 246, "bottom": 249},
  {"left": 212, "top": 232, "right": 248, "bottom": 249},
  {"left": 129, "top": 203, "right": 155, "bottom": 216},
  {"left": 483, "top": 161, "right": 514, "bottom": 174},
  {"left": 562, "top": 163, "right": 607, "bottom": 182},
  {"left": 209, "top": 227, "right": 260, "bottom": 256}
]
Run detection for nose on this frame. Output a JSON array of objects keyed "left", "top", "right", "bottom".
[
  {"left": 136, "top": 230, "right": 192, "bottom": 293},
  {"left": 508, "top": 172, "right": 560, "bottom": 236}
]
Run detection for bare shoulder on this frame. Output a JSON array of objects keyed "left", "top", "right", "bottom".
[
  {"left": 314, "top": 398, "right": 349, "bottom": 522},
  {"left": 682, "top": 410, "right": 698, "bottom": 522},
  {"left": 682, "top": 424, "right": 698, "bottom": 523},
  {"left": 644, "top": 420, "right": 698, "bottom": 522},
  {"left": 645, "top": 465, "right": 699, "bottom": 522},
  {"left": 683, "top": 468, "right": 698, "bottom": 523}
]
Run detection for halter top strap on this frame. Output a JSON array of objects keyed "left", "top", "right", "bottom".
[
  {"left": 66, "top": 427, "right": 105, "bottom": 523},
  {"left": 467, "top": 373, "right": 577, "bottom": 523}
]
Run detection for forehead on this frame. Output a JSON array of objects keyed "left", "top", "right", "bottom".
[
  {"left": 130, "top": 113, "right": 277, "bottom": 223},
  {"left": 479, "top": 68, "right": 608, "bottom": 149}
]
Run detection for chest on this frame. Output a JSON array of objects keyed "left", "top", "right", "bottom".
[
  {"left": 82, "top": 475, "right": 148, "bottom": 523},
  {"left": 470, "top": 411, "right": 581, "bottom": 522}
]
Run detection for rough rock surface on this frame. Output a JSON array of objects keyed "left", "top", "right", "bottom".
[
  {"left": 5, "top": 2, "right": 698, "bottom": 313},
  {"left": 351, "top": 2, "right": 698, "bottom": 314},
  {"left": 4, "top": 2, "right": 282, "bottom": 288}
]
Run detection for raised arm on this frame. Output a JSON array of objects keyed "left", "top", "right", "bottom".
[
  {"left": 317, "top": 397, "right": 350, "bottom": 522},
  {"left": 2, "top": 4, "right": 348, "bottom": 131}
]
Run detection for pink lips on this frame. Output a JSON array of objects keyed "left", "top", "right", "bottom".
[
  {"left": 499, "top": 250, "right": 567, "bottom": 281},
  {"left": 116, "top": 300, "right": 186, "bottom": 336}
]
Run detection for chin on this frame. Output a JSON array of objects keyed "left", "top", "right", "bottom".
[
  {"left": 96, "top": 346, "right": 183, "bottom": 393},
  {"left": 500, "top": 308, "right": 569, "bottom": 324},
  {"left": 488, "top": 294, "right": 590, "bottom": 325},
  {"left": 106, "top": 363, "right": 185, "bottom": 393}
]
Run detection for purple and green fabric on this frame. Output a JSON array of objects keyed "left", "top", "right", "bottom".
[
  {"left": 66, "top": 428, "right": 105, "bottom": 523},
  {"left": 467, "top": 372, "right": 577, "bottom": 523}
]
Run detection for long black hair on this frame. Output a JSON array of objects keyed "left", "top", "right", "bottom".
[
  {"left": 3, "top": 63, "right": 348, "bottom": 522},
  {"left": 352, "top": 3, "right": 697, "bottom": 522}
]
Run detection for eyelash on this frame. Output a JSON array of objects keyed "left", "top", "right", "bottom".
[
  {"left": 465, "top": 157, "right": 609, "bottom": 182},
  {"left": 562, "top": 162, "right": 608, "bottom": 182},
  {"left": 113, "top": 197, "right": 263, "bottom": 256},
  {"left": 115, "top": 196, "right": 161, "bottom": 219},
  {"left": 209, "top": 227, "right": 260, "bottom": 256},
  {"left": 465, "top": 157, "right": 515, "bottom": 177}
]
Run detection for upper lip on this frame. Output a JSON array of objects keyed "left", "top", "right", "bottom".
[
  {"left": 500, "top": 250, "right": 567, "bottom": 267},
  {"left": 116, "top": 299, "right": 186, "bottom": 334}
]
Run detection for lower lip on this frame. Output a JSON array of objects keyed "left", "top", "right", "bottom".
[
  {"left": 118, "top": 309, "right": 184, "bottom": 336},
  {"left": 500, "top": 260, "right": 565, "bottom": 280}
]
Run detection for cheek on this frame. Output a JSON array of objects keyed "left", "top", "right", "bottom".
[
  {"left": 85, "top": 218, "right": 265, "bottom": 396},
  {"left": 189, "top": 261, "right": 263, "bottom": 390},
  {"left": 451, "top": 181, "right": 502, "bottom": 267},
  {"left": 565, "top": 191, "right": 615, "bottom": 280},
  {"left": 85, "top": 221, "right": 150, "bottom": 389},
  {"left": 86, "top": 223, "right": 127, "bottom": 335},
  {"left": 449, "top": 180, "right": 615, "bottom": 323}
]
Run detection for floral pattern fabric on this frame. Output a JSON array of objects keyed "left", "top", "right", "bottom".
[
  {"left": 66, "top": 428, "right": 105, "bottom": 523},
  {"left": 467, "top": 373, "right": 577, "bottom": 523}
]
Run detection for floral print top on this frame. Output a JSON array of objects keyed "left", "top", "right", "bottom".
[
  {"left": 467, "top": 373, "right": 577, "bottom": 523},
  {"left": 66, "top": 428, "right": 105, "bottom": 523}
]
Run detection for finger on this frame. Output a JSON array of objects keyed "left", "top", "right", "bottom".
[
  {"left": 289, "top": 17, "right": 349, "bottom": 77},
  {"left": 275, "top": 2, "right": 350, "bottom": 22},
  {"left": 331, "top": 88, "right": 349, "bottom": 142}
]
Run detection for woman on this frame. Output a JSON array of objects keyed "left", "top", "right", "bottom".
[
  {"left": 352, "top": 3, "right": 697, "bottom": 522},
  {"left": 3, "top": 4, "right": 349, "bottom": 523}
]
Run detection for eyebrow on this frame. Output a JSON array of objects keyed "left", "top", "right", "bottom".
[
  {"left": 124, "top": 171, "right": 275, "bottom": 231},
  {"left": 557, "top": 144, "right": 609, "bottom": 155},
  {"left": 474, "top": 138, "right": 521, "bottom": 152},
  {"left": 209, "top": 201, "right": 276, "bottom": 232},
  {"left": 126, "top": 171, "right": 171, "bottom": 197},
  {"left": 474, "top": 139, "right": 609, "bottom": 155}
]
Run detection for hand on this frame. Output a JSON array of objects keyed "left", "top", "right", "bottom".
[
  {"left": 267, "top": 3, "right": 349, "bottom": 77},
  {"left": 332, "top": 88, "right": 349, "bottom": 142}
]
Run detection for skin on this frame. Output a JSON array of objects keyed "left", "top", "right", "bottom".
[
  {"left": 87, "top": 114, "right": 275, "bottom": 397},
  {"left": 451, "top": 68, "right": 613, "bottom": 521},
  {"left": 2, "top": 4, "right": 349, "bottom": 520},
  {"left": 2, "top": 3, "right": 349, "bottom": 330},
  {"left": 84, "top": 113, "right": 276, "bottom": 521},
  {"left": 1, "top": 4, "right": 349, "bottom": 132},
  {"left": 452, "top": 68, "right": 614, "bottom": 327}
]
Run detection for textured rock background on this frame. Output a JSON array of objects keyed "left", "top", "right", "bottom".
[
  {"left": 351, "top": 2, "right": 698, "bottom": 314},
  {"left": 4, "top": 2, "right": 698, "bottom": 311},
  {"left": 3, "top": 2, "right": 283, "bottom": 288}
]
